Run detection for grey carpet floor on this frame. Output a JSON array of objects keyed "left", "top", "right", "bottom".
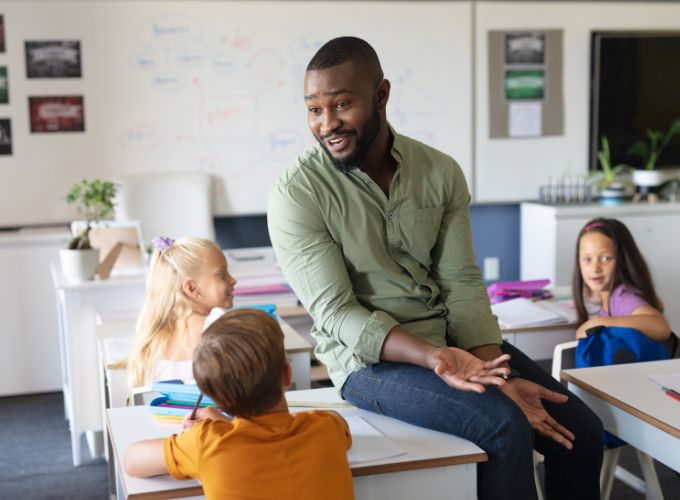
[
  {"left": 0, "top": 390, "right": 678, "bottom": 499},
  {"left": 0, "top": 392, "right": 109, "bottom": 500}
]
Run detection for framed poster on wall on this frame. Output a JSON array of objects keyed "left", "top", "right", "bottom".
[
  {"left": 25, "top": 40, "right": 82, "bottom": 78},
  {"left": 28, "top": 95, "right": 85, "bottom": 132}
]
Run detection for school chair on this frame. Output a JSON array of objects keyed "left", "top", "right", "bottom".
[
  {"left": 113, "top": 171, "right": 216, "bottom": 245},
  {"left": 551, "top": 339, "right": 672, "bottom": 500}
]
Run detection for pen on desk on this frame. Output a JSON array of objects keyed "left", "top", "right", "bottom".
[
  {"left": 189, "top": 393, "right": 204, "bottom": 420},
  {"left": 661, "top": 386, "right": 680, "bottom": 402}
]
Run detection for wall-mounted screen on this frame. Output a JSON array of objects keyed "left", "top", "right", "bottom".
[{"left": 590, "top": 32, "right": 680, "bottom": 171}]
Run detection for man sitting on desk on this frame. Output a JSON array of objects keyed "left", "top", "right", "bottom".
[{"left": 268, "top": 36, "right": 603, "bottom": 499}]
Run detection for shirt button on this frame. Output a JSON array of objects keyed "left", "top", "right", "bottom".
[
  {"left": 393, "top": 249, "right": 398, "bottom": 256},
  {"left": 388, "top": 213, "right": 394, "bottom": 219}
]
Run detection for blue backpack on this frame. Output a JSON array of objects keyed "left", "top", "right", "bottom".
[{"left": 576, "top": 326, "right": 669, "bottom": 447}]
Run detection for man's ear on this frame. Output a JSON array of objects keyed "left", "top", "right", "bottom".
[
  {"left": 282, "top": 361, "right": 293, "bottom": 389},
  {"left": 375, "top": 78, "right": 391, "bottom": 110},
  {"left": 182, "top": 278, "right": 199, "bottom": 300}
]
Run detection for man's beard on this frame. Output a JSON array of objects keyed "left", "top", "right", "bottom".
[{"left": 317, "top": 105, "right": 381, "bottom": 174}]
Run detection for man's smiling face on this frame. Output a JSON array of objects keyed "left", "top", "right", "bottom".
[{"left": 304, "top": 61, "right": 381, "bottom": 173}]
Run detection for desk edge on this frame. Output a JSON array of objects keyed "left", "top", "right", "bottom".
[
  {"left": 351, "top": 452, "right": 488, "bottom": 477},
  {"left": 561, "top": 371, "right": 680, "bottom": 439}
]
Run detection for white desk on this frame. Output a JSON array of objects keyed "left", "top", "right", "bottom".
[
  {"left": 107, "top": 388, "right": 486, "bottom": 500},
  {"left": 51, "top": 247, "right": 309, "bottom": 467},
  {"left": 501, "top": 322, "right": 576, "bottom": 360},
  {"left": 51, "top": 264, "right": 147, "bottom": 467},
  {"left": 562, "top": 359, "right": 680, "bottom": 472}
]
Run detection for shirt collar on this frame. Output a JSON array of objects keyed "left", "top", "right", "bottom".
[{"left": 388, "top": 123, "right": 405, "bottom": 164}]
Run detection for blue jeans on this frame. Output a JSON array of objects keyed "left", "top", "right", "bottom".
[{"left": 341, "top": 341, "right": 603, "bottom": 500}]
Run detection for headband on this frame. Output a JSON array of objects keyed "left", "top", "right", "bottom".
[
  {"left": 582, "top": 222, "right": 605, "bottom": 233},
  {"left": 152, "top": 235, "right": 175, "bottom": 253}
]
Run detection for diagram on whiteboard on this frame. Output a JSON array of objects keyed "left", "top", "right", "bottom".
[{"left": 113, "top": 9, "right": 462, "bottom": 215}]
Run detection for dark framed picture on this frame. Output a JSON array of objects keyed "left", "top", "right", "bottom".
[
  {"left": 29, "top": 96, "right": 85, "bottom": 133},
  {"left": 0, "top": 66, "right": 7, "bottom": 104},
  {"left": 25, "top": 40, "right": 82, "bottom": 78},
  {"left": 0, "top": 119, "right": 12, "bottom": 155},
  {"left": 505, "top": 32, "right": 546, "bottom": 65},
  {"left": 0, "top": 15, "right": 5, "bottom": 53}
]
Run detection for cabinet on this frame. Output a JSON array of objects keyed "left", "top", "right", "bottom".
[
  {"left": 0, "top": 228, "right": 70, "bottom": 396},
  {"left": 521, "top": 202, "right": 680, "bottom": 331}
]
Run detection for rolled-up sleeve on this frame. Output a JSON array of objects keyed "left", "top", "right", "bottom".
[
  {"left": 430, "top": 163, "right": 502, "bottom": 350},
  {"left": 268, "top": 177, "right": 398, "bottom": 366}
]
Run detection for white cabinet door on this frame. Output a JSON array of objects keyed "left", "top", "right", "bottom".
[{"left": 0, "top": 230, "right": 69, "bottom": 396}]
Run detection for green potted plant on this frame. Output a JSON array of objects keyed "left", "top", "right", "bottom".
[
  {"left": 628, "top": 118, "right": 680, "bottom": 193},
  {"left": 590, "top": 136, "right": 634, "bottom": 204},
  {"left": 60, "top": 179, "right": 118, "bottom": 281}
]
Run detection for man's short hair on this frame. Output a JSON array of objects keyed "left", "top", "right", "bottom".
[
  {"left": 307, "top": 36, "right": 383, "bottom": 82},
  {"left": 193, "top": 309, "right": 286, "bottom": 418}
]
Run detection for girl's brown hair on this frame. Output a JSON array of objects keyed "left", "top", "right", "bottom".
[
  {"left": 193, "top": 309, "right": 286, "bottom": 418},
  {"left": 572, "top": 217, "right": 662, "bottom": 325}
]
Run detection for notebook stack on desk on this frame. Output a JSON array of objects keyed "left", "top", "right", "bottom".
[{"left": 227, "top": 247, "right": 299, "bottom": 308}]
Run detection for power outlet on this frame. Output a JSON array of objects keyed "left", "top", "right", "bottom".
[{"left": 483, "top": 257, "right": 500, "bottom": 281}]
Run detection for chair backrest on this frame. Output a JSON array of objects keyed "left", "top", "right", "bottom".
[
  {"left": 551, "top": 340, "right": 579, "bottom": 381},
  {"left": 98, "top": 326, "right": 136, "bottom": 408},
  {"left": 667, "top": 331, "right": 679, "bottom": 358},
  {"left": 114, "top": 172, "right": 216, "bottom": 244},
  {"left": 129, "top": 385, "right": 156, "bottom": 406},
  {"left": 552, "top": 331, "right": 679, "bottom": 382}
]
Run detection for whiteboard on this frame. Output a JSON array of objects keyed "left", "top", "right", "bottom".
[{"left": 0, "top": 1, "right": 472, "bottom": 226}]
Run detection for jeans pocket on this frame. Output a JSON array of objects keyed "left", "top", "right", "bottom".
[{"left": 342, "top": 383, "right": 385, "bottom": 415}]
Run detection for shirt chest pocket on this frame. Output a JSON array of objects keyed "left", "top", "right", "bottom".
[{"left": 401, "top": 206, "right": 445, "bottom": 266}]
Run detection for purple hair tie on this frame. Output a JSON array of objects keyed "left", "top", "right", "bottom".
[
  {"left": 582, "top": 222, "right": 605, "bottom": 233},
  {"left": 152, "top": 235, "right": 175, "bottom": 253}
]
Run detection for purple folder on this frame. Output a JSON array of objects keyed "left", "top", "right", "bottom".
[{"left": 487, "top": 279, "right": 551, "bottom": 304}]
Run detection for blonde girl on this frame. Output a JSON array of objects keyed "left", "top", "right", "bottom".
[{"left": 128, "top": 236, "right": 237, "bottom": 388}]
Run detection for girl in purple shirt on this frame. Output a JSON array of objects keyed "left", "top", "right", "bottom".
[{"left": 572, "top": 217, "right": 671, "bottom": 342}]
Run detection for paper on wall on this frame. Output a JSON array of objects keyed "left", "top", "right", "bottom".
[{"left": 509, "top": 102, "right": 542, "bottom": 137}]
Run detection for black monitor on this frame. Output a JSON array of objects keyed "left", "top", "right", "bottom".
[{"left": 589, "top": 31, "right": 680, "bottom": 171}]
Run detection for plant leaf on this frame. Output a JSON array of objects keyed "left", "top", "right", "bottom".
[{"left": 627, "top": 141, "right": 648, "bottom": 158}]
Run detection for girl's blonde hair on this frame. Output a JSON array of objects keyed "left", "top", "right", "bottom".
[{"left": 128, "top": 237, "right": 218, "bottom": 389}]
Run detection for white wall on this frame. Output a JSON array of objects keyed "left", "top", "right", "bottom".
[
  {"left": 0, "top": 0, "right": 472, "bottom": 225},
  {"left": 1, "top": 1, "right": 680, "bottom": 225},
  {"left": 475, "top": 1, "right": 680, "bottom": 202}
]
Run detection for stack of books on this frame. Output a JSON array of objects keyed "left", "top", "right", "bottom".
[
  {"left": 226, "top": 248, "right": 299, "bottom": 309},
  {"left": 491, "top": 297, "right": 577, "bottom": 328}
]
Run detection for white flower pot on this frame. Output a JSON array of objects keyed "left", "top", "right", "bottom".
[
  {"left": 60, "top": 248, "right": 100, "bottom": 281},
  {"left": 633, "top": 169, "right": 666, "bottom": 188}
]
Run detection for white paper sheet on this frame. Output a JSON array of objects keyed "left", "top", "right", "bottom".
[
  {"left": 346, "top": 416, "right": 406, "bottom": 465},
  {"left": 508, "top": 102, "right": 542, "bottom": 137},
  {"left": 491, "top": 297, "right": 569, "bottom": 328}
]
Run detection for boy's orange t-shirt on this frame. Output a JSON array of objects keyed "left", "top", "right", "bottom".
[{"left": 164, "top": 410, "right": 354, "bottom": 500}]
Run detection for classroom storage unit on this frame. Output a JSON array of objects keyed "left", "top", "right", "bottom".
[
  {"left": 0, "top": 228, "right": 70, "bottom": 396},
  {"left": 520, "top": 202, "right": 680, "bottom": 332}
]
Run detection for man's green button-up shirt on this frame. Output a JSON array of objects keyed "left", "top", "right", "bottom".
[{"left": 268, "top": 130, "right": 501, "bottom": 389}]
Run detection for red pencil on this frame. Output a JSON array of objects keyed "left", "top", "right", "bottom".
[{"left": 662, "top": 386, "right": 680, "bottom": 402}]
